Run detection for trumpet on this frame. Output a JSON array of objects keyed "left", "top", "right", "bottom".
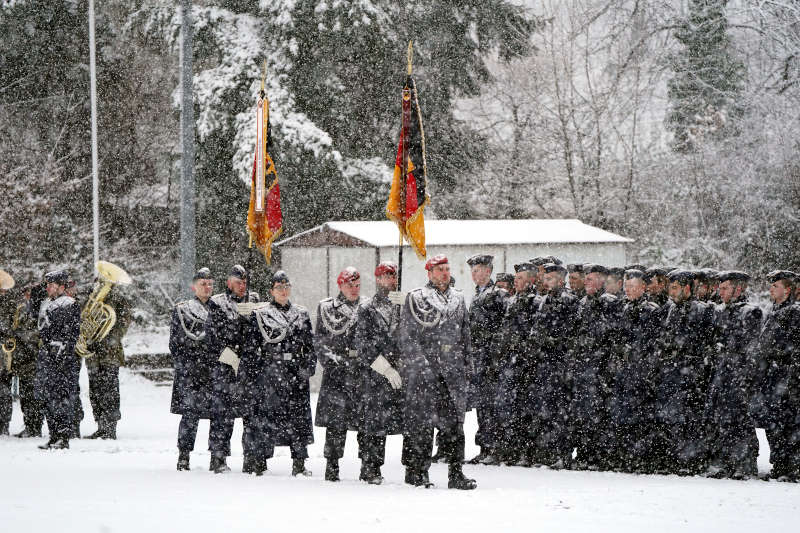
[{"left": 75, "top": 261, "right": 132, "bottom": 358}]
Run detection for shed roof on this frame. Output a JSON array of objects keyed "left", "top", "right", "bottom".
[{"left": 275, "top": 219, "right": 633, "bottom": 248}]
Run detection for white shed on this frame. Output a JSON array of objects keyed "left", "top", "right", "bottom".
[{"left": 274, "top": 219, "right": 633, "bottom": 319}]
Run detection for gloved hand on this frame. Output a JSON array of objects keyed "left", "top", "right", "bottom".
[
  {"left": 387, "top": 291, "right": 407, "bottom": 306},
  {"left": 370, "top": 355, "right": 402, "bottom": 390}
]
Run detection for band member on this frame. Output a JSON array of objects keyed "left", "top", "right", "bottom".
[
  {"left": 314, "top": 267, "right": 365, "bottom": 482},
  {"left": 355, "top": 261, "right": 404, "bottom": 485},
  {"left": 399, "top": 254, "right": 477, "bottom": 490},
  {"left": 11, "top": 283, "right": 45, "bottom": 437},
  {"left": 85, "top": 275, "right": 132, "bottom": 440},
  {"left": 0, "top": 269, "right": 16, "bottom": 434},
  {"left": 465, "top": 254, "right": 507, "bottom": 465},
  {"left": 205, "top": 265, "right": 257, "bottom": 473},
  {"left": 169, "top": 268, "right": 217, "bottom": 471},
  {"left": 241, "top": 271, "right": 316, "bottom": 477},
  {"left": 36, "top": 270, "right": 81, "bottom": 449}
]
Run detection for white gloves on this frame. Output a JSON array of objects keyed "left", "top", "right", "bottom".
[
  {"left": 219, "top": 347, "right": 240, "bottom": 375},
  {"left": 387, "top": 291, "right": 407, "bottom": 305},
  {"left": 370, "top": 355, "right": 402, "bottom": 390}
]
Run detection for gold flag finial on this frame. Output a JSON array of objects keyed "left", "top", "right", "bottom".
[
  {"left": 407, "top": 41, "right": 413, "bottom": 75},
  {"left": 260, "top": 59, "right": 267, "bottom": 95}
]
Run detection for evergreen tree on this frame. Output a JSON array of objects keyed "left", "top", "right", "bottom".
[{"left": 666, "top": 0, "right": 746, "bottom": 152}]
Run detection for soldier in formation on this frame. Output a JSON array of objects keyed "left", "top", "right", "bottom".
[{"left": 314, "top": 267, "right": 365, "bottom": 482}]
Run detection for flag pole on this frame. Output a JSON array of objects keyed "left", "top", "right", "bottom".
[
  {"left": 398, "top": 41, "right": 413, "bottom": 290},
  {"left": 246, "top": 60, "right": 268, "bottom": 302}
]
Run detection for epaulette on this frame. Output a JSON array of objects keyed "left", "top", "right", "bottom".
[{"left": 210, "top": 293, "right": 227, "bottom": 305}]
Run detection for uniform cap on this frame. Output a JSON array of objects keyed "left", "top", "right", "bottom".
[
  {"left": 624, "top": 269, "right": 645, "bottom": 280},
  {"left": 766, "top": 270, "right": 796, "bottom": 284},
  {"left": 692, "top": 270, "right": 710, "bottom": 283},
  {"left": 229, "top": 264, "right": 247, "bottom": 280},
  {"left": 269, "top": 270, "right": 291, "bottom": 288},
  {"left": 607, "top": 267, "right": 625, "bottom": 278},
  {"left": 566, "top": 263, "right": 584, "bottom": 273},
  {"left": 466, "top": 254, "right": 493, "bottom": 267},
  {"left": 544, "top": 255, "right": 563, "bottom": 266},
  {"left": 717, "top": 270, "right": 750, "bottom": 283},
  {"left": 700, "top": 268, "right": 719, "bottom": 281},
  {"left": 44, "top": 270, "right": 69, "bottom": 285},
  {"left": 529, "top": 257, "right": 549, "bottom": 266},
  {"left": 374, "top": 261, "right": 398, "bottom": 277},
  {"left": 496, "top": 273, "right": 515, "bottom": 284},
  {"left": 543, "top": 263, "right": 567, "bottom": 274},
  {"left": 624, "top": 264, "right": 648, "bottom": 272},
  {"left": 336, "top": 266, "right": 360, "bottom": 285},
  {"left": 583, "top": 264, "right": 609, "bottom": 275},
  {"left": 425, "top": 254, "right": 449, "bottom": 271},
  {"left": 643, "top": 267, "right": 668, "bottom": 282},
  {"left": 193, "top": 267, "right": 213, "bottom": 281},
  {"left": 667, "top": 269, "right": 696, "bottom": 285},
  {"left": 514, "top": 262, "right": 537, "bottom": 273},
  {"left": 0, "top": 269, "right": 14, "bottom": 290}
]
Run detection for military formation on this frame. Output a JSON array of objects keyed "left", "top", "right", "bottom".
[
  {"left": 4, "top": 252, "right": 800, "bottom": 487},
  {"left": 0, "top": 265, "right": 131, "bottom": 450},
  {"left": 165, "top": 253, "right": 800, "bottom": 487}
]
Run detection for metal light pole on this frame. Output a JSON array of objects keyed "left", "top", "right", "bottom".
[
  {"left": 180, "top": 0, "right": 196, "bottom": 294},
  {"left": 89, "top": 0, "right": 99, "bottom": 269}
]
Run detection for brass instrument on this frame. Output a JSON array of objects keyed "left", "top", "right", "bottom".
[
  {"left": 2, "top": 303, "right": 23, "bottom": 372},
  {"left": 75, "top": 261, "right": 132, "bottom": 358}
]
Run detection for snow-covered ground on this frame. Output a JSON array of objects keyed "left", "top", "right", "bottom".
[{"left": 2, "top": 367, "right": 798, "bottom": 533}]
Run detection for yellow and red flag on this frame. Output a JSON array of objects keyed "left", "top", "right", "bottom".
[
  {"left": 247, "top": 89, "right": 282, "bottom": 264},
  {"left": 386, "top": 74, "right": 429, "bottom": 259}
]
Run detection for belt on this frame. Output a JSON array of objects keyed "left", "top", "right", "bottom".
[
  {"left": 273, "top": 352, "right": 296, "bottom": 361},
  {"left": 347, "top": 349, "right": 358, "bottom": 358},
  {"left": 441, "top": 344, "right": 453, "bottom": 353}
]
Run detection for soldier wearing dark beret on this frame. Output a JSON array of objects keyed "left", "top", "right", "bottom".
[
  {"left": 753, "top": 270, "right": 800, "bottom": 481},
  {"left": 566, "top": 263, "right": 586, "bottom": 300},
  {"left": 464, "top": 255, "right": 507, "bottom": 466},
  {"left": 703, "top": 270, "right": 761, "bottom": 479},
  {"left": 651, "top": 269, "right": 715, "bottom": 474}
]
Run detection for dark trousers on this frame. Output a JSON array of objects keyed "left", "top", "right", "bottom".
[
  {"left": 323, "top": 427, "right": 366, "bottom": 460},
  {"left": 243, "top": 415, "right": 308, "bottom": 461},
  {"left": 402, "top": 376, "right": 465, "bottom": 470},
  {"left": 18, "top": 375, "right": 44, "bottom": 433},
  {"left": 0, "top": 373, "right": 11, "bottom": 431},
  {"left": 177, "top": 415, "right": 235, "bottom": 456},
  {"left": 767, "top": 426, "right": 800, "bottom": 477},
  {"left": 475, "top": 403, "right": 497, "bottom": 450},
  {"left": 87, "top": 361, "right": 120, "bottom": 425},
  {"left": 360, "top": 434, "right": 387, "bottom": 466}
]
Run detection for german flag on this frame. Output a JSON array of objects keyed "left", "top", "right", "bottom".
[
  {"left": 247, "top": 90, "right": 282, "bottom": 264},
  {"left": 386, "top": 74, "right": 429, "bottom": 260}
]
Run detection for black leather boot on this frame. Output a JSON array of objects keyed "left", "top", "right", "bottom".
[
  {"left": 291, "top": 458, "right": 312, "bottom": 477},
  {"left": 325, "top": 459, "right": 340, "bottom": 482},
  {"left": 359, "top": 463, "right": 383, "bottom": 485},
  {"left": 404, "top": 467, "right": 434, "bottom": 488},
  {"left": 448, "top": 463, "right": 477, "bottom": 490},
  {"left": 177, "top": 451, "right": 190, "bottom": 471},
  {"left": 210, "top": 455, "right": 231, "bottom": 474}
]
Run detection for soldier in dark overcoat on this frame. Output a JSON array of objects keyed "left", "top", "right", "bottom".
[
  {"left": 314, "top": 267, "right": 365, "bottom": 482},
  {"left": 465, "top": 254, "right": 507, "bottom": 465},
  {"left": 85, "top": 281, "right": 132, "bottom": 440},
  {"left": 652, "top": 269, "right": 715, "bottom": 475},
  {"left": 752, "top": 270, "right": 800, "bottom": 481},
  {"left": 355, "top": 261, "right": 403, "bottom": 485},
  {"left": 526, "top": 263, "right": 579, "bottom": 469},
  {"left": 566, "top": 263, "right": 586, "bottom": 300},
  {"left": 203, "top": 265, "right": 258, "bottom": 473},
  {"left": 570, "top": 264, "right": 620, "bottom": 470},
  {"left": 399, "top": 254, "right": 477, "bottom": 490},
  {"left": 607, "top": 269, "right": 661, "bottom": 472},
  {"left": 36, "top": 270, "right": 81, "bottom": 450},
  {"left": 240, "top": 271, "right": 316, "bottom": 477},
  {"left": 169, "top": 268, "right": 221, "bottom": 471},
  {"left": 11, "top": 283, "right": 44, "bottom": 437},
  {"left": 492, "top": 261, "right": 539, "bottom": 466},
  {"left": 644, "top": 267, "right": 670, "bottom": 307},
  {"left": 703, "top": 271, "right": 761, "bottom": 479}
]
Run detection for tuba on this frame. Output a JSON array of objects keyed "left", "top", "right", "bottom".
[
  {"left": 1, "top": 303, "right": 23, "bottom": 372},
  {"left": 75, "top": 261, "right": 132, "bottom": 358}
]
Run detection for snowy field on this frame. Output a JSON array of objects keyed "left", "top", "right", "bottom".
[{"left": 2, "top": 367, "right": 799, "bottom": 533}]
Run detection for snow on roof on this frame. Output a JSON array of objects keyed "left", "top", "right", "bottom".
[{"left": 276, "top": 219, "right": 632, "bottom": 247}]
